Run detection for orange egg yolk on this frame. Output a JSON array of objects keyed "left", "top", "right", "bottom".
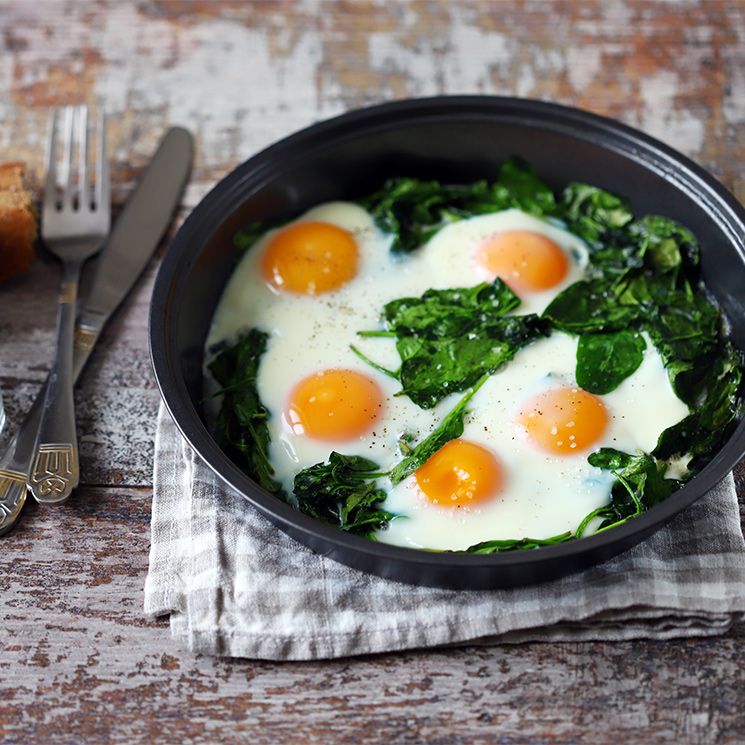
[
  {"left": 261, "top": 221, "right": 359, "bottom": 294},
  {"left": 415, "top": 439, "right": 503, "bottom": 508},
  {"left": 286, "top": 369, "right": 383, "bottom": 440},
  {"left": 476, "top": 230, "right": 568, "bottom": 292},
  {"left": 516, "top": 387, "right": 608, "bottom": 455}
]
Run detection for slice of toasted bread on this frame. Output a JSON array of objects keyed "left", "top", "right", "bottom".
[{"left": 0, "top": 162, "right": 37, "bottom": 283}]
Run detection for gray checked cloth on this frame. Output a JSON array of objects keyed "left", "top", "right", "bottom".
[{"left": 145, "top": 404, "right": 745, "bottom": 660}]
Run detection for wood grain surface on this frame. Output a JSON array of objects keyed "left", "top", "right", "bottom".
[{"left": 1, "top": 1, "right": 745, "bottom": 743}]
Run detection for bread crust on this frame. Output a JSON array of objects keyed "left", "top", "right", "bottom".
[{"left": 0, "top": 162, "right": 37, "bottom": 283}]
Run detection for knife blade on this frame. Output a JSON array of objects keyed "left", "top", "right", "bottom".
[{"left": 0, "top": 126, "right": 193, "bottom": 536}]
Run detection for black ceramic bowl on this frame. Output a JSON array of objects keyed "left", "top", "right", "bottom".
[{"left": 150, "top": 96, "right": 745, "bottom": 590}]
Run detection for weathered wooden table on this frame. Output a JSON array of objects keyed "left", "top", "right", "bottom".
[{"left": 2, "top": 2, "right": 744, "bottom": 742}]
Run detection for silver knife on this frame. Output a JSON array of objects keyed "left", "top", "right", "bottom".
[{"left": 0, "top": 126, "right": 193, "bottom": 536}]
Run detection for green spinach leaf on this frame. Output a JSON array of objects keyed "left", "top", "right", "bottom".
[
  {"left": 464, "top": 533, "right": 574, "bottom": 554},
  {"left": 395, "top": 315, "right": 546, "bottom": 409},
  {"left": 542, "top": 278, "right": 643, "bottom": 334},
  {"left": 561, "top": 183, "right": 634, "bottom": 247},
  {"left": 654, "top": 344, "right": 743, "bottom": 471},
  {"left": 586, "top": 448, "right": 680, "bottom": 528},
  {"left": 293, "top": 453, "right": 394, "bottom": 538},
  {"left": 389, "top": 374, "right": 489, "bottom": 485},
  {"left": 645, "top": 289, "right": 720, "bottom": 365},
  {"left": 630, "top": 214, "right": 699, "bottom": 273},
  {"left": 492, "top": 156, "right": 556, "bottom": 214},
  {"left": 383, "top": 280, "right": 520, "bottom": 337},
  {"left": 362, "top": 158, "right": 555, "bottom": 254},
  {"left": 576, "top": 330, "right": 646, "bottom": 394},
  {"left": 208, "top": 329, "right": 284, "bottom": 495},
  {"left": 360, "top": 279, "right": 547, "bottom": 408}
]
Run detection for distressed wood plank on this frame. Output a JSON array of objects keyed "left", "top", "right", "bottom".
[
  {"left": 1, "top": 0, "right": 744, "bottom": 202},
  {"left": 1, "top": 485, "right": 744, "bottom": 744},
  {"left": 1, "top": 1, "right": 744, "bottom": 743}
]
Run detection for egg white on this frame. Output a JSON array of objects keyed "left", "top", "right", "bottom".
[{"left": 207, "top": 201, "right": 689, "bottom": 552}]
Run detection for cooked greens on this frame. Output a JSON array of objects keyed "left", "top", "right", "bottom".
[
  {"left": 208, "top": 329, "right": 284, "bottom": 495},
  {"left": 358, "top": 279, "right": 547, "bottom": 408},
  {"left": 388, "top": 374, "right": 489, "bottom": 485},
  {"left": 544, "top": 202, "right": 743, "bottom": 477},
  {"left": 464, "top": 533, "right": 574, "bottom": 554},
  {"left": 575, "top": 330, "right": 646, "bottom": 395},
  {"left": 290, "top": 374, "right": 490, "bottom": 538},
  {"left": 579, "top": 448, "right": 681, "bottom": 534},
  {"left": 293, "top": 453, "right": 394, "bottom": 538},
  {"left": 362, "top": 158, "right": 556, "bottom": 254},
  {"left": 559, "top": 182, "right": 634, "bottom": 249}
]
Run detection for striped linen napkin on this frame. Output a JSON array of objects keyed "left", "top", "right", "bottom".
[{"left": 145, "top": 404, "right": 745, "bottom": 660}]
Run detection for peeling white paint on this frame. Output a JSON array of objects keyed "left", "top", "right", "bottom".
[
  {"left": 0, "top": 0, "right": 742, "bottom": 198},
  {"left": 367, "top": 34, "right": 442, "bottom": 98},
  {"left": 566, "top": 46, "right": 602, "bottom": 92},
  {"left": 514, "top": 63, "right": 537, "bottom": 97},
  {"left": 96, "top": 9, "right": 325, "bottom": 160},
  {"left": 723, "top": 64, "right": 745, "bottom": 125},
  {"left": 638, "top": 69, "right": 705, "bottom": 154},
  {"left": 439, "top": 19, "right": 516, "bottom": 93}
]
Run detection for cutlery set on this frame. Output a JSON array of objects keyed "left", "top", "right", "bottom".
[{"left": 0, "top": 107, "right": 193, "bottom": 536}]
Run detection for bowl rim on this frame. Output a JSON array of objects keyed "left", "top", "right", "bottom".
[{"left": 150, "top": 94, "right": 745, "bottom": 574}]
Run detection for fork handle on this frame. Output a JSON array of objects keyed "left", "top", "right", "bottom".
[{"left": 29, "top": 262, "right": 82, "bottom": 504}]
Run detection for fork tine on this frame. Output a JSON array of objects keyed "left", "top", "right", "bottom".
[
  {"left": 58, "top": 106, "right": 75, "bottom": 208},
  {"left": 77, "top": 106, "right": 89, "bottom": 210},
  {"left": 94, "top": 110, "right": 109, "bottom": 211},
  {"left": 43, "top": 108, "right": 59, "bottom": 211}
]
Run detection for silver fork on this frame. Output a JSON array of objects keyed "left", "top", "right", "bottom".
[{"left": 27, "top": 106, "right": 110, "bottom": 504}]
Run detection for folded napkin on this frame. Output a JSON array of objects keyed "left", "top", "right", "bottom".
[{"left": 145, "top": 404, "right": 745, "bottom": 660}]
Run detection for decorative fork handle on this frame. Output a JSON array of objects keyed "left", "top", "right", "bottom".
[
  {"left": 28, "top": 266, "right": 84, "bottom": 504},
  {"left": 0, "top": 319, "right": 102, "bottom": 534},
  {"left": 0, "top": 318, "right": 101, "bottom": 533}
]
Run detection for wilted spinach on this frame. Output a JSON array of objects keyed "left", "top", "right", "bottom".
[
  {"left": 575, "top": 330, "right": 646, "bottom": 394},
  {"left": 464, "top": 533, "right": 574, "bottom": 554},
  {"left": 579, "top": 448, "right": 681, "bottom": 534},
  {"left": 291, "top": 373, "right": 488, "bottom": 535},
  {"left": 358, "top": 279, "right": 547, "bottom": 408},
  {"left": 543, "top": 202, "right": 742, "bottom": 481},
  {"left": 382, "top": 279, "right": 521, "bottom": 336},
  {"left": 654, "top": 344, "right": 743, "bottom": 471},
  {"left": 560, "top": 182, "right": 634, "bottom": 248},
  {"left": 362, "top": 157, "right": 556, "bottom": 254},
  {"left": 208, "top": 329, "right": 284, "bottom": 495},
  {"left": 293, "top": 453, "right": 394, "bottom": 538},
  {"left": 388, "top": 373, "right": 488, "bottom": 485},
  {"left": 543, "top": 278, "right": 643, "bottom": 334}
]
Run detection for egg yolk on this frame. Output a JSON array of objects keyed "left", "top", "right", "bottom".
[
  {"left": 286, "top": 369, "right": 383, "bottom": 440},
  {"left": 476, "top": 230, "right": 568, "bottom": 292},
  {"left": 261, "top": 221, "right": 359, "bottom": 294},
  {"left": 415, "top": 439, "right": 503, "bottom": 508},
  {"left": 516, "top": 387, "right": 608, "bottom": 455}
]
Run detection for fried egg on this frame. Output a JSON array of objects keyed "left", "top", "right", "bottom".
[
  {"left": 381, "top": 332, "right": 689, "bottom": 551},
  {"left": 206, "top": 201, "right": 689, "bottom": 551},
  {"left": 421, "top": 209, "right": 588, "bottom": 314}
]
